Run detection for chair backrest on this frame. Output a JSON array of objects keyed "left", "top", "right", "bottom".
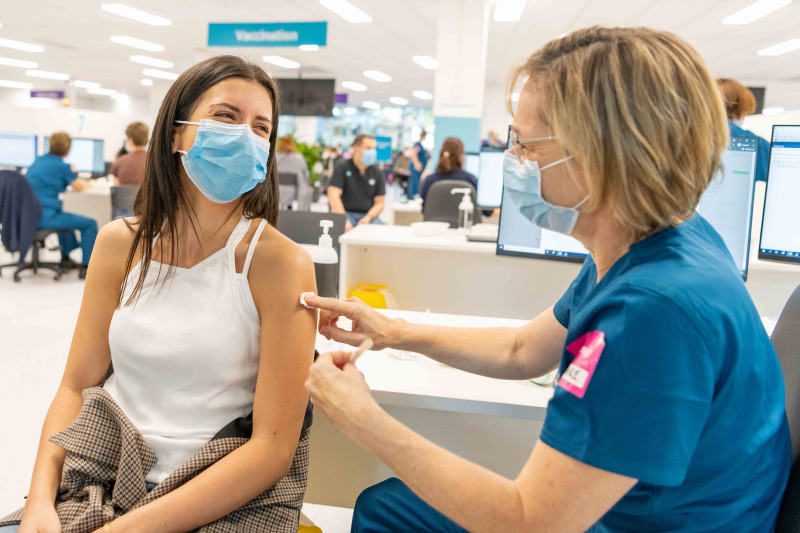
[
  {"left": 278, "top": 172, "right": 299, "bottom": 209},
  {"left": 423, "top": 179, "right": 481, "bottom": 228},
  {"left": 276, "top": 210, "right": 346, "bottom": 249},
  {"left": 773, "top": 285, "right": 800, "bottom": 532},
  {"left": 110, "top": 185, "right": 139, "bottom": 212}
]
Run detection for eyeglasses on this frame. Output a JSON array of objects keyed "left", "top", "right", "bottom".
[{"left": 509, "top": 127, "right": 557, "bottom": 164}]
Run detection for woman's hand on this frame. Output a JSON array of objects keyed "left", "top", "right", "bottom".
[
  {"left": 302, "top": 295, "right": 399, "bottom": 350},
  {"left": 18, "top": 499, "right": 61, "bottom": 533},
  {"left": 305, "top": 351, "right": 377, "bottom": 431}
]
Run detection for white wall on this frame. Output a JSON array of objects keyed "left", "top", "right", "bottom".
[
  {"left": 0, "top": 87, "right": 151, "bottom": 162},
  {"left": 482, "top": 83, "right": 512, "bottom": 142},
  {"left": 743, "top": 110, "right": 800, "bottom": 141}
]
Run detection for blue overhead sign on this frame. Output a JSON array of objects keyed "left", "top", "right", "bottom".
[{"left": 208, "top": 22, "right": 327, "bottom": 47}]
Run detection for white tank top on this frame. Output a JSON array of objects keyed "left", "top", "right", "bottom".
[{"left": 105, "top": 215, "right": 267, "bottom": 483}]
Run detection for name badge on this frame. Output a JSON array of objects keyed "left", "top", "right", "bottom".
[
  {"left": 369, "top": 179, "right": 376, "bottom": 186},
  {"left": 346, "top": 170, "right": 352, "bottom": 177},
  {"left": 558, "top": 331, "right": 605, "bottom": 399}
]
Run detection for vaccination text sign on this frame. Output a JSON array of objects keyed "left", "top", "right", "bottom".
[{"left": 208, "top": 22, "right": 327, "bottom": 47}]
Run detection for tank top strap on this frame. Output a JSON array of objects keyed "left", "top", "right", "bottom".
[
  {"left": 241, "top": 219, "right": 268, "bottom": 278},
  {"left": 226, "top": 216, "right": 252, "bottom": 248}
]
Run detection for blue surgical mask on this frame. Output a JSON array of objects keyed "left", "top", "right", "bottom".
[
  {"left": 502, "top": 150, "right": 588, "bottom": 236},
  {"left": 175, "top": 119, "right": 270, "bottom": 203},
  {"left": 361, "top": 148, "right": 377, "bottom": 166}
]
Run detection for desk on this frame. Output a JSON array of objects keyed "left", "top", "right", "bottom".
[
  {"left": 306, "top": 309, "right": 550, "bottom": 507},
  {"left": 338, "top": 224, "right": 581, "bottom": 319},
  {"left": 61, "top": 184, "right": 112, "bottom": 229},
  {"left": 390, "top": 201, "right": 423, "bottom": 226}
]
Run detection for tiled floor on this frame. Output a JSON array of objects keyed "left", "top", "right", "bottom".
[{"left": 0, "top": 243, "right": 353, "bottom": 531}]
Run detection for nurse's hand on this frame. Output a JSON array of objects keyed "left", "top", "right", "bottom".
[
  {"left": 303, "top": 294, "right": 398, "bottom": 350},
  {"left": 306, "top": 351, "right": 376, "bottom": 430}
]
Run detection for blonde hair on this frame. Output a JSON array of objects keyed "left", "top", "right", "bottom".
[
  {"left": 49, "top": 131, "right": 72, "bottom": 157},
  {"left": 277, "top": 135, "right": 298, "bottom": 153},
  {"left": 508, "top": 26, "right": 729, "bottom": 238},
  {"left": 125, "top": 121, "right": 149, "bottom": 147},
  {"left": 718, "top": 78, "right": 756, "bottom": 120}
]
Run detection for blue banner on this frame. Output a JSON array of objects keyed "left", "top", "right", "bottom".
[
  {"left": 208, "top": 22, "right": 327, "bottom": 47},
  {"left": 375, "top": 136, "right": 392, "bottom": 163}
]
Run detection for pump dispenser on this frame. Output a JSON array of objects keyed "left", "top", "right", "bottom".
[
  {"left": 451, "top": 188, "right": 474, "bottom": 230},
  {"left": 299, "top": 220, "right": 339, "bottom": 298}
]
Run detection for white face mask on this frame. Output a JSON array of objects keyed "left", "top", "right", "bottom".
[{"left": 502, "top": 151, "right": 588, "bottom": 236}]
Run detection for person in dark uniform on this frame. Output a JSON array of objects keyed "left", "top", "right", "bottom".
[
  {"left": 408, "top": 130, "right": 429, "bottom": 199},
  {"left": 25, "top": 131, "right": 97, "bottom": 278},
  {"left": 327, "top": 134, "right": 385, "bottom": 231}
]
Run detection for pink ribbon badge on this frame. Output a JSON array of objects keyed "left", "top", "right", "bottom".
[{"left": 558, "top": 331, "right": 606, "bottom": 399}]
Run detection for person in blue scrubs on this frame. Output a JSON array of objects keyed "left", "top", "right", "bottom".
[
  {"left": 303, "top": 26, "right": 790, "bottom": 532},
  {"left": 26, "top": 132, "right": 97, "bottom": 278},
  {"left": 407, "top": 131, "right": 429, "bottom": 199},
  {"left": 719, "top": 78, "right": 771, "bottom": 182}
]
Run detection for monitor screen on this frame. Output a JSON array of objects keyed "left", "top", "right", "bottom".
[
  {"left": 464, "top": 153, "right": 479, "bottom": 177},
  {"left": 759, "top": 125, "right": 800, "bottom": 265},
  {"left": 496, "top": 187, "right": 589, "bottom": 263},
  {"left": 477, "top": 149, "right": 505, "bottom": 208},
  {"left": 696, "top": 136, "right": 758, "bottom": 279},
  {"left": 277, "top": 79, "right": 335, "bottom": 117},
  {"left": 0, "top": 133, "right": 37, "bottom": 167},
  {"left": 44, "top": 137, "right": 105, "bottom": 173}
]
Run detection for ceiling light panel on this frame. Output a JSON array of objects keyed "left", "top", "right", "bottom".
[
  {"left": 0, "top": 37, "right": 44, "bottom": 53},
  {"left": 101, "top": 3, "right": 171, "bottom": 25},
  {"left": 364, "top": 70, "right": 391, "bottom": 82},
  {"left": 319, "top": 0, "right": 373, "bottom": 23},
  {"left": 342, "top": 80, "right": 367, "bottom": 91},
  {"left": 412, "top": 55, "right": 438, "bottom": 69},
  {"left": 389, "top": 96, "right": 408, "bottom": 105},
  {"left": 722, "top": 0, "right": 792, "bottom": 24},
  {"left": 73, "top": 80, "right": 101, "bottom": 88},
  {"left": 262, "top": 55, "right": 300, "bottom": 69},
  {"left": 757, "top": 38, "right": 800, "bottom": 55},
  {"left": 142, "top": 68, "right": 178, "bottom": 80},
  {"left": 140, "top": 78, "right": 153, "bottom": 86},
  {"left": 87, "top": 87, "right": 118, "bottom": 96},
  {"left": 110, "top": 35, "right": 165, "bottom": 52},
  {"left": 0, "top": 79, "right": 33, "bottom": 89},
  {"left": 412, "top": 90, "right": 433, "bottom": 100},
  {"left": 130, "top": 54, "right": 173, "bottom": 68},
  {"left": 0, "top": 56, "right": 38, "bottom": 68},
  {"left": 494, "top": 0, "right": 528, "bottom": 22},
  {"left": 26, "top": 69, "right": 69, "bottom": 80},
  {"left": 362, "top": 101, "right": 380, "bottom": 109}
]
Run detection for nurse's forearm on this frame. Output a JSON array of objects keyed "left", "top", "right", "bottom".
[
  {"left": 394, "top": 321, "right": 525, "bottom": 379},
  {"left": 348, "top": 402, "right": 528, "bottom": 532}
]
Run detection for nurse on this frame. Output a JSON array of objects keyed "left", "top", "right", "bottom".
[
  {"left": 305, "top": 26, "right": 790, "bottom": 532},
  {"left": 25, "top": 132, "right": 97, "bottom": 278}
]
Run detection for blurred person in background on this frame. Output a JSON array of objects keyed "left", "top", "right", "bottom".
[{"left": 719, "top": 78, "right": 771, "bottom": 182}]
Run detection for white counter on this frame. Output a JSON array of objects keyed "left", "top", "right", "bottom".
[{"left": 61, "top": 183, "right": 112, "bottom": 229}]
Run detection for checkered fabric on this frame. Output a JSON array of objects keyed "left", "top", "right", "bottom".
[{"left": 1, "top": 387, "right": 310, "bottom": 532}]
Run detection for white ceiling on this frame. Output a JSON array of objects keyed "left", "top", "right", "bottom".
[{"left": 0, "top": 0, "right": 798, "bottom": 110}]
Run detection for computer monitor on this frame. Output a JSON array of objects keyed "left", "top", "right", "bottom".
[
  {"left": 496, "top": 136, "right": 760, "bottom": 269},
  {"left": 464, "top": 153, "right": 480, "bottom": 177},
  {"left": 696, "top": 136, "right": 758, "bottom": 279},
  {"left": 43, "top": 136, "right": 105, "bottom": 173},
  {"left": 0, "top": 133, "right": 37, "bottom": 168},
  {"left": 496, "top": 187, "right": 589, "bottom": 263},
  {"left": 477, "top": 148, "right": 505, "bottom": 208},
  {"left": 759, "top": 125, "right": 800, "bottom": 265}
]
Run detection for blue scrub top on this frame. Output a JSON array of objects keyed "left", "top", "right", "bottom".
[
  {"left": 730, "top": 121, "right": 771, "bottom": 182},
  {"left": 412, "top": 141, "right": 429, "bottom": 177},
  {"left": 26, "top": 153, "right": 76, "bottom": 211},
  {"left": 545, "top": 214, "right": 790, "bottom": 531}
]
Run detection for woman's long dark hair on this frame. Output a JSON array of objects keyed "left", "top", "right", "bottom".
[{"left": 121, "top": 55, "right": 281, "bottom": 306}]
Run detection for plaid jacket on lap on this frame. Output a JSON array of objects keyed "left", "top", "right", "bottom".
[{"left": 1, "top": 387, "right": 310, "bottom": 532}]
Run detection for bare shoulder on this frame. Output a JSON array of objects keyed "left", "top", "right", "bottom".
[
  {"left": 251, "top": 221, "right": 314, "bottom": 276},
  {"left": 91, "top": 217, "right": 140, "bottom": 279}
]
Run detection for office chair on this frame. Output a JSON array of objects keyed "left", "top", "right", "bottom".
[
  {"left": 422, "top": 180, "right": 482, "bottom": 228},
  {"left": 111, "top": 185, "right": 139, "bottom": 219},
  {"left": 773, "top": 285, "right": 800, "bottom": 532},
  {"left": 277, "top": 210, "right": 346, "bottom": 249},
  {"left": 0, "top": 170, "right": 71, "bottom": 282},
  {"left": 278, "top": 172, "right": 299, "bottom": 210}
]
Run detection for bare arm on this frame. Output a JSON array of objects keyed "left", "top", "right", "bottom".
[
  {"left": 308, "top": 295, "right": 566, "bottom": 380},
  {"left": 308, "top": 354, "right": 637, "bottom": 533},
  {"left": 360, "top": 195, "right": 385, "bottom": 224},
  {"left": 69, "top": 178, "right": 91, "bottom": 192},
  {"left": 108, "top": 232, "right": 316, "bottom": 533},
  {"left": 22, "top": 221, "right": 133, "bottom": 524},
  {"left": 327, "top": 186, "right": 345, "bottom": 214}
]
